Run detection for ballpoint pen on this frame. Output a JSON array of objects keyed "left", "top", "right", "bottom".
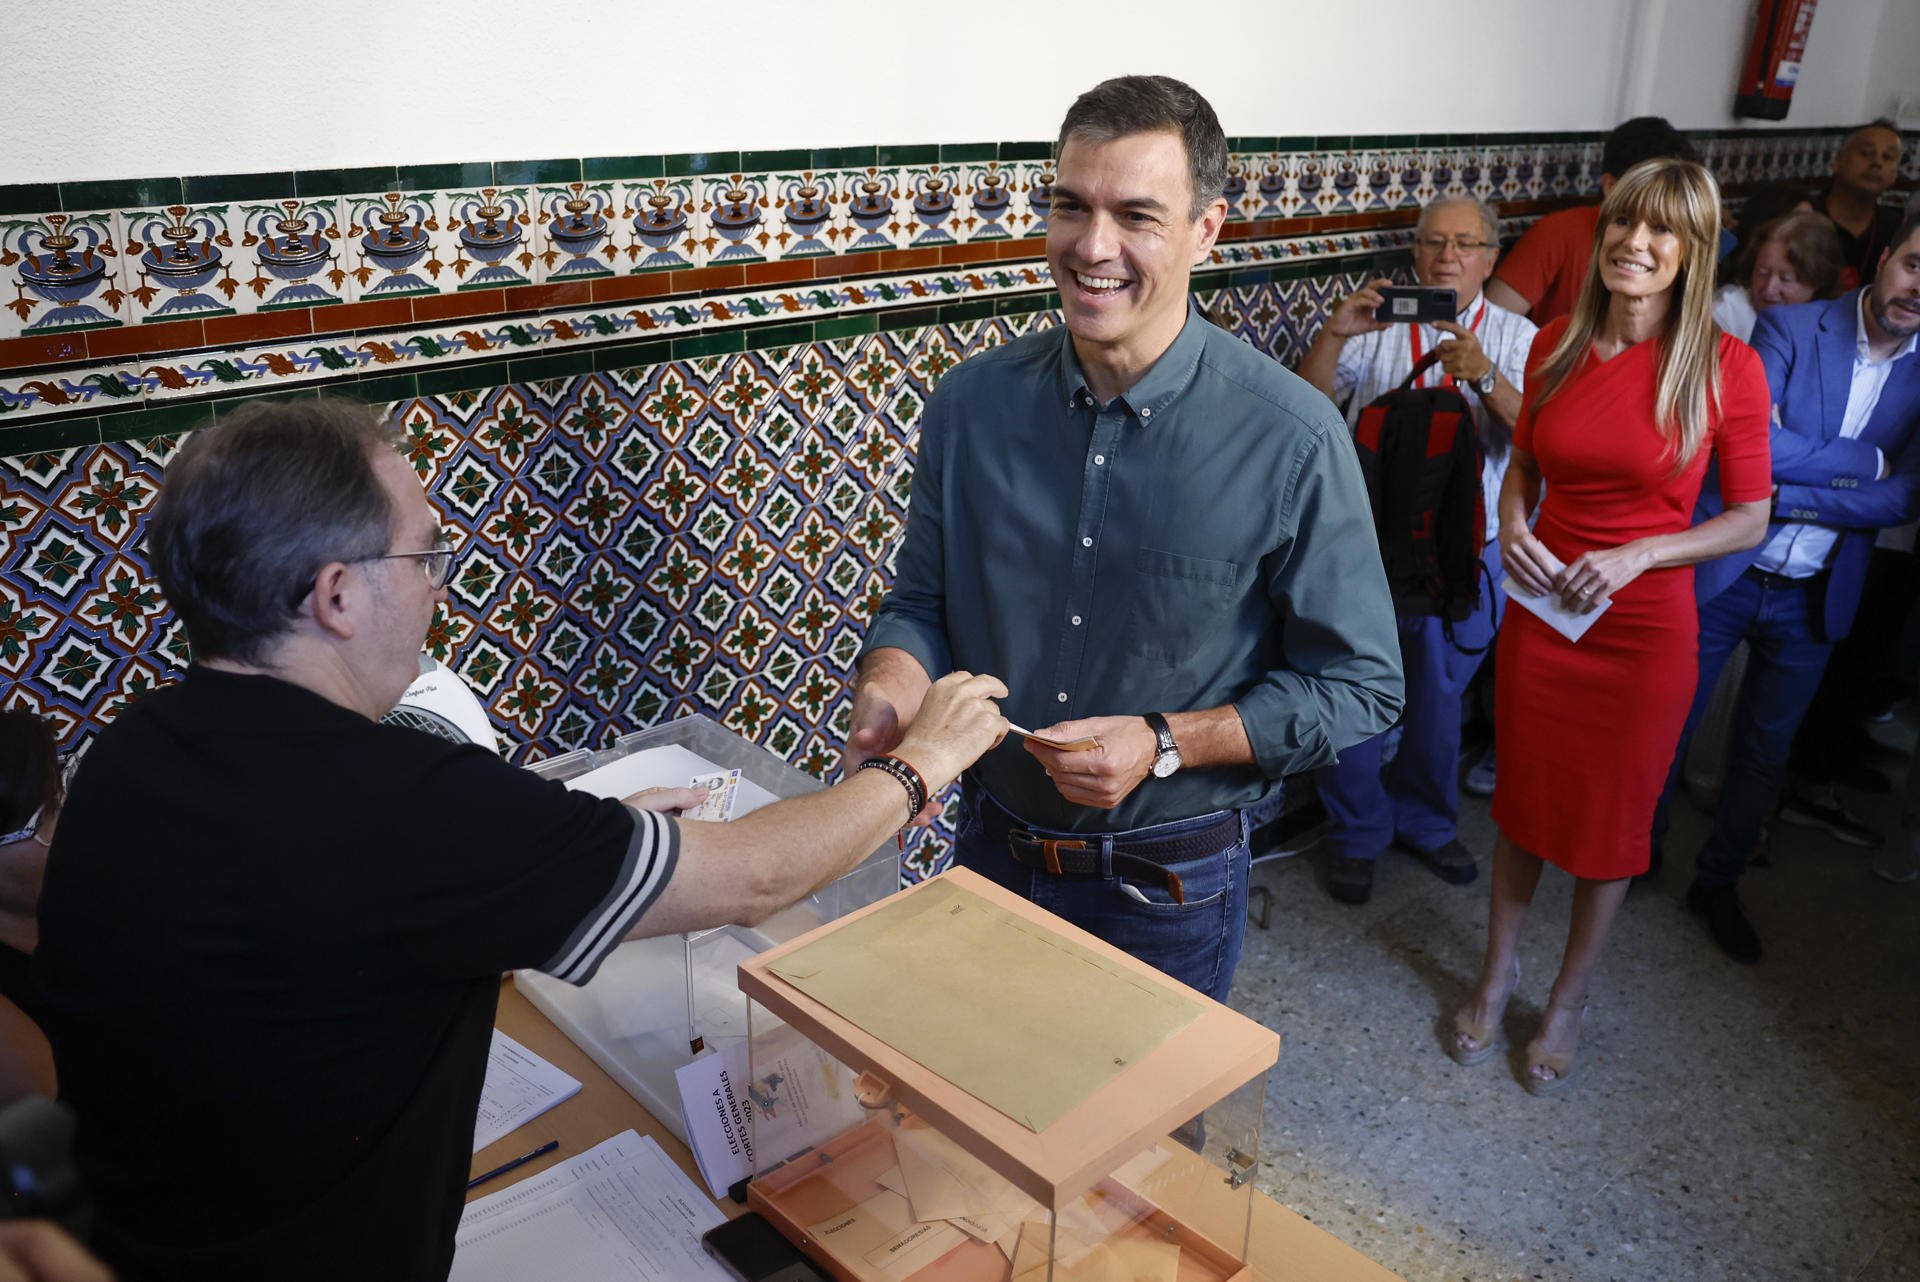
[{"left": 466, "top": 1139, "right": 559, "bottom": 1191}]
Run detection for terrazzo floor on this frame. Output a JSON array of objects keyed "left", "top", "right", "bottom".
[{"left": 1233, "top": 734, "right": 1920, "bottom": 1282}]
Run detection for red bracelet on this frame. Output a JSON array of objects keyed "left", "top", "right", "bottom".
[{"left": 857, "top": 753, "right": 928, "bottom": 824}]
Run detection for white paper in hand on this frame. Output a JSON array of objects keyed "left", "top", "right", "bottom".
[{"left": 1501, "top": 575, "right": 1610, "bottom": 642}]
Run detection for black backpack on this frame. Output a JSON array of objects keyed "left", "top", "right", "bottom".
[{"left": 1351, "top": 349, "right": 1492, "bottom": 649}]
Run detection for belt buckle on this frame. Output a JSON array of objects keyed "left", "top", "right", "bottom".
[{"left": 1011, "top": 829, "right": 1087, "bottom": 874}]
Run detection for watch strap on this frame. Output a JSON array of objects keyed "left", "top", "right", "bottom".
[{"left": 1144, "top": 711, "right": 1177, "bottom": 759}]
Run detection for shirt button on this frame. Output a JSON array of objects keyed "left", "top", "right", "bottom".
[
  {"left": 1093, "top": 454, "right": 1105, "bottom": 465},
  {"left": 1057, "top": 692, "right": 1068, "bottom": 703},
  {"left": 1071, "top": 614, "right": 1083, "bottom": 625},
  {"left": 1140, "top": 407, "right": 1152, "bottom": 419},
  {"left": 1081, "top": 536, "right": 1093, "bottom": 547}
]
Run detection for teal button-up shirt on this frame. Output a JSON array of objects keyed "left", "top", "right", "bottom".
[{"left": 863, "top": 308, "right": 1403, "bottom": 833}]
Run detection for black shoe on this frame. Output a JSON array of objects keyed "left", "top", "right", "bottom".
[
  {"left": 1401, "top": 838, "right": 1479, "bottom": 885},
  {"left": 1686, "top": 880, "right": 1763, "bottom": 964},
  {"left": 1328, "top": 855, "right": 1375, "bottom": 905},
  {"left": 1779, "top": 789, "right": 1885, "bottom": 847}
]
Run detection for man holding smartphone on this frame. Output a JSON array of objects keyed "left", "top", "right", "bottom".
[{"left": 1296, "top": 196, "right": 1537, "bottom": 904}]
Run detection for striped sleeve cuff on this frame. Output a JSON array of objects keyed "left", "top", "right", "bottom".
[{"left": 538, "top": 806, "right": 680, "bottom": 985}]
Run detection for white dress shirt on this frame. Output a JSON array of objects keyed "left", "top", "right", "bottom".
[{"left": 1712, "top": 284, "right": 1758, "bottom": 344}]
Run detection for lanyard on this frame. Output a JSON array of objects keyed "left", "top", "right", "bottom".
[{"left": 1408, "top": 296, "right": 1486, "bottom": 388}]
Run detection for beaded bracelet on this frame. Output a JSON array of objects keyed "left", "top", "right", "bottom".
[{"left": 857, "top": 753, "right": 928, "bottom": 825}]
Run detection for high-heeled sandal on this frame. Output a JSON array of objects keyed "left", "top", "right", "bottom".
[
  {"left": 1523, "top": 1003, "right": 1589, "bottom": 1096},
  {"left": 1447, "top": 961, "right": 1519, "bottom": 1066}
]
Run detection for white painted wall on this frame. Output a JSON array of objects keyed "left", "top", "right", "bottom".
[
  {"left": 1867, "top": 0, "right": 1920, "bottom": 125},
  {"left": 0, "top": 0, "right": 1896, "bottom": 184},
  {"left": 1647, "top": 0, "right": 1893, "bottom": 128}
]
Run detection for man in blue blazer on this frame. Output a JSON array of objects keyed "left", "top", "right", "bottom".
[{"left": 1661, "top": 213, "right": 1920, "bottom": 963}]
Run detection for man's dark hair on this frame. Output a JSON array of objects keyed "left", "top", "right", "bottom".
[
  {"left": 1885, "top": 210, "right": 1920, "bottom": 268},
  {"left": 1055, "top": 75, "right": 1228, "bottom": 220},
  {"left": 1602, "top": 116, "right": 1697, "bottom": 178},
  {"left": 0, "top": 710, "right": 58, "bottom": 835},
  {"left": 147, "top": 398, "right": 402, "bottom": 664}
]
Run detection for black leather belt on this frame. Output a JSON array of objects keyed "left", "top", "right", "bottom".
[
  {"left": 1743, "top": 565, "right": 1825, "bottom": 590},
  {"left": 973, "top": 790, "right": 1241, "bottom": 906}
]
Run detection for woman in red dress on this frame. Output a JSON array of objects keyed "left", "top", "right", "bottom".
[{"left": 1449, "top": 159, "right": 1773, "bottom": 1093}]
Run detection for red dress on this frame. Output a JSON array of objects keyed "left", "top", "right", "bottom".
[{"left": 1492, "top": 319, "right": 1772, "bottom": 878}]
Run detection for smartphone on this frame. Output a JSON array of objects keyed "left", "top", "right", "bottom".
[
  {"left": 1373, "top": 285, "right": 1457, "bottom": 324},
  {"left": 702, "top": 1214, "right": 827, "bottom": 1282}
]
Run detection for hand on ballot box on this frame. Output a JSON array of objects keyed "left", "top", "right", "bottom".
[
  {"left": 1024, "top": 715, "right": 1157, "bottom": 810},
  {"left": 621, "top": 785, "right": 711, "bottom": 816}
]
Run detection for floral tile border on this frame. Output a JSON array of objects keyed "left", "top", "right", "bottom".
[
  {"left": 4, "top": 125, "right": 1896, "bottom": 368},
  {"left": 0, "top": 225, "right": 1410, "bottom": 429}
]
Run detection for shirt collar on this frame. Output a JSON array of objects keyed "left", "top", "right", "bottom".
[
  {"left": 1056, "top": 304, "right": 1210, "bottom": 422},
  {"left": 1856, "top": 288, "right": 1920, "bottom": 365}
]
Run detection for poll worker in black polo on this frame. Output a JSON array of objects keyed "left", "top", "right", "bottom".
[{"left": 32, "top": 399, "right": 1008, "bottom": 1282}]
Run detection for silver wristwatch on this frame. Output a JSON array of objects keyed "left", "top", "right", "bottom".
[
  {"left": 1473, "top": 366, "right": 1497, "bottom": 396},
  {"left": 1144, "top": 712, "right": 1182, "bottom": 778}
]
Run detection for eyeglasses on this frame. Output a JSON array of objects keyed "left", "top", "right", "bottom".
[
  {"left": 367, "top": 536, "right": 459, "bottom": 591},
  {"left": 1413, "top": 235, "right": 1495, "bottom": 255}
]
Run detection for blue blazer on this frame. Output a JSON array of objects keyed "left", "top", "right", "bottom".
[{"left": 1694, "top": 291, "right": 1920, "bottom": 640}]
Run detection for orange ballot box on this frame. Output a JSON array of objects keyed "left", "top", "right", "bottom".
[{"left": 737, "top": 867, "right": 1280, "bottom": 1282}]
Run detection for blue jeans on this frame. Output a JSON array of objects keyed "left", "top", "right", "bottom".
[
  {"left": 1315, "top": 543, "right": 1504, "bottom": 859},
  {"left": 950, "top": 785, "right": 1251, "bottom": 1002},
  {"left": 1652, "top": 571, "right": 1835, "bottom": 886}
]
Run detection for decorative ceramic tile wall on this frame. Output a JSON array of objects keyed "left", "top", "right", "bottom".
[
  {"left": 5, "top": 125, "right": 1895, "bottom": 421},
  {"left": 1, "top": 121, "right": 1909, "bottom": 879},
  {"left": 0, "top": 273, "right": 1369, "bottom": 877}
]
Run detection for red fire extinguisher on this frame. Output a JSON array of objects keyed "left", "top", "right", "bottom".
[{"left": 1734, "top": 0, "right": 1819, "bottom": 120}]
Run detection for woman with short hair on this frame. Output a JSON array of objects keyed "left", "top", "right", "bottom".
[{"left": 1713, "top": 210, "right": 1846, "bottom": 341}]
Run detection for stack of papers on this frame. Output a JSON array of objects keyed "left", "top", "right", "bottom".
[
  {"left": 473, "top": 1031, "right": 582, "bottom": 1153},
  {"left": 451, "top": 1131, "right": 728, "bottom": 1282}
]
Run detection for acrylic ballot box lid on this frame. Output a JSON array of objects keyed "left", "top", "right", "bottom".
[
  {"left": 515, "top": 713, "right": 897, "bottom": 1149},
  {"left": 738, "top": 867, "right": 1280, "bottom": 1210}
]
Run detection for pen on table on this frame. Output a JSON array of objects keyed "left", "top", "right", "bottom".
[{"left": 466, "top": 1139, "right": 559, "bottom": 1191}]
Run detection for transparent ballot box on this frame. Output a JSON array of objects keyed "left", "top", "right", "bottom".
[
  {"left": 514, "top": 714, "right": 897, "bottom": 1147},
  {"left": 737, "top": 867, "right": 1278, "bottom": 1282}
]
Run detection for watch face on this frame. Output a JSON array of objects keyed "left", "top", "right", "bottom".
[{"left": 1152, "top": 752, "right": 1180, "bottom": 778}]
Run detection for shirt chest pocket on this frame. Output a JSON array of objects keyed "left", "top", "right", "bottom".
[{"left": 1124, "top": 547, "right": 1244, "bottom": 669}]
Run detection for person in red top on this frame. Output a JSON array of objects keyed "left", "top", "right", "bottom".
[
  {"left": 1449, "top": 158, "right": 1772, "bottom": 1094},
  {"left": 1487, "top": 117, "right": 1698, "bottom": 325}
]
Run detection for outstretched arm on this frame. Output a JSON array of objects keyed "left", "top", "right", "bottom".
[{"left": 627, "top": 671, "right": 1009, "bottom": 937}]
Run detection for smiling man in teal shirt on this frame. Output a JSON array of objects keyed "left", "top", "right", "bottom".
[{"left": 852, "top": 75, "right": 1402, "bottom": 999}]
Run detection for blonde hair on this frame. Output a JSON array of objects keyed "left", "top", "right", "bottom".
[{"left": 1531, "top": 157, "right": 1725, "bottom": 469}]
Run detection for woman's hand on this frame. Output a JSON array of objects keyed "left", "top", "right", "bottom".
[
  {"left": 1554, "top": 542, "right": 1653, "bottom": 614},
  {"left": 1499, "top": 519, "right": 1559, "bottom": 597}
]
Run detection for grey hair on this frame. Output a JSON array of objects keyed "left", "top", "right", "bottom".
[
  {"left": 1055, "top": 75, "right": 1228, "bottom": 221},
  {"left": 1415, "top": 196, "right": 1501, "bottom": 249},
  {"left": 148, "top": 398, "right": 403, "bottom": 664}
]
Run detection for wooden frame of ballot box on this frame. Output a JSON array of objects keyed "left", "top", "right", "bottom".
[{"left": 737, "top": 868, "right": 1281, "bottom": 1282}]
